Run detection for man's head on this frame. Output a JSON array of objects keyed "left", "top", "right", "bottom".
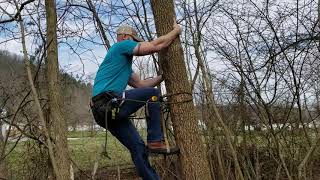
[{"left": 116, "top": 25, "right": 143, "bottom": 42}]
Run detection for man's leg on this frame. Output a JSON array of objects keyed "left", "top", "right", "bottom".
[
  {"left": 108, "top": 119, "right": 160, "bottom": 180},
  {"left": 91, "top": 95, "right": 160, "bottom": 180},
  {"left": 118, "top": 87, "right": 163, "bottom": 142}
]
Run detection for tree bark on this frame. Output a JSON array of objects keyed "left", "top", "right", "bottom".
[
  {"left": 0, "top": 121, "right": 7, "bottom": 180},
  {"left": 45, "top": 0, "right": 71, "bottom": 179},
  {"left": 151, "top": 1, "right": 212, "bottom": 179},
  {"left": 15, "top": 0, "right": 59, "bottom": 177}
]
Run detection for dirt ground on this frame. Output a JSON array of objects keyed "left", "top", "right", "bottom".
[
  {"left": 75, "top": 153, "right": 320, "bottom": 180},
  {"left": 75, "top": 156, "right": 179, "bottom": 180},
  {"left": 75, "top": 166, "right": 141, "bottom": 180}
]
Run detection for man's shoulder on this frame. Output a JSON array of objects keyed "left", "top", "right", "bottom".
[
  {"left": 108, "top": 41, "right": 124, "bottom": 53},
  {"left": 110, "top": 40, "right": 138, "bottom": 55},
  {"left": 110, "top": 40, "right": 131, "bottom": 50}
]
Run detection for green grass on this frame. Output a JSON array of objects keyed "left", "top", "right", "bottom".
[
  {"left": 4, "top": 129, "right": 319, "bottom": 179},
  {"left": 68, "top": 131, "right": 132, "bottom": 169},
  {"left": 5, "top": 130, "right": 149, "bottom": 179},
  {"left": 67, "top": 130, "right": 104, "bottom": 138}
]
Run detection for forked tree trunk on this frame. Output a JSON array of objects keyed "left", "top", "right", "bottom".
[
  {"left": 45, "top": 0, "right": 71, "bottom": 179},
  {"left": 151, "top": 1, "right": 212, "bottom": 179}
]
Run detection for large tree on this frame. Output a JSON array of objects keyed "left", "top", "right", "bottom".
[
  {"left": 151, "top": 1, "right": 212, "bottom": 179},
  {"left": 45, "top": 0, "right": 71, "bottom": 179}
]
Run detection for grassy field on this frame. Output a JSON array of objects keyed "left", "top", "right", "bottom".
[
  {"left": 68, "top": 131, "right": 132, "bottom": 169},
  {"left": 5, "top": 130, "right": 149, "bottom": 179},
  {"left": 7, "top": 129, "right": 317, "bottom": 179}
]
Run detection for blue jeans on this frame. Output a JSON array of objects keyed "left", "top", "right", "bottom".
[{"left": 91, "top": 87, "right": 162, "bottom": 180}]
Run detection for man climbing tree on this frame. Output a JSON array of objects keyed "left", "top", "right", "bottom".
[
  {"left": 90, "top": 22, "right": 181, "bottom": 179},
  {"left": 151, "top": 1, "right": 213, "bottom": 179}
]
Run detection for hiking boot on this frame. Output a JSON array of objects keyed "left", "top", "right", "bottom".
[{"left": 147, "top": 141, "right": 179, "bottom": 154}]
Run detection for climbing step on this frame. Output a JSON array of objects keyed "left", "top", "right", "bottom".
[{"left": 148, "top": 146, "right": 180, "bottom": 155}]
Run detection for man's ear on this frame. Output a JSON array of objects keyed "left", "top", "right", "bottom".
[{"left": 117, "top": 34, "right": 123, "bottom": 41}]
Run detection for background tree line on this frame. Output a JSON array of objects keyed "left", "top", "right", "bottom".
[{"left": 0, "top": 49, "right": 93, "bottom": 132}]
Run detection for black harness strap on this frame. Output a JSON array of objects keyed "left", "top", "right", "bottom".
[
  {"left": 102, "top": 101, "right": 112, "bottom": 159},
  {"left": 92, "top": 91, "right": 122, "bottom": 158}
]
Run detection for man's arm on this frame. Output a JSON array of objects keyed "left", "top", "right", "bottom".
[
  {"left": 128, "top": 73, "right": 163, "bottom": 88},
  {"left": 133, "top": 20, "right": 182, "bottom": 56}
]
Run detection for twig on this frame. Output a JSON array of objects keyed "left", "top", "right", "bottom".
[{"left": 0, "top": 0, "right": 35, "bottom": 24}]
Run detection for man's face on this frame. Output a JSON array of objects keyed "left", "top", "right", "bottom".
[{"left": 117, "top": 34, "right": 134, "bottom": 42}]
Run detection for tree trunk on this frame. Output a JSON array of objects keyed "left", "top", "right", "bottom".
[
  {"left": 0, "top": 121, "right": 7, "bottom": 180},
  {"left": 151, "top": 1, "right": 212, "bottom": 179},
  {"left": 45, "top": 0, "right": 71, "bottom": 179}
]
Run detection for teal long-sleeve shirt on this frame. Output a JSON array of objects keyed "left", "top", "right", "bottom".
[{"left": 92, "top": 40, "right": 138, "bottom": 97}]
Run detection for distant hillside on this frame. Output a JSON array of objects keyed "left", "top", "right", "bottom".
[{"left": 0, "top": 50, "right": 94, "bottom": 130}]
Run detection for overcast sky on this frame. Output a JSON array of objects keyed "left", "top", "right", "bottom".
[{"left": 0, "top": 0, "right": 318, "bottom": 91}]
